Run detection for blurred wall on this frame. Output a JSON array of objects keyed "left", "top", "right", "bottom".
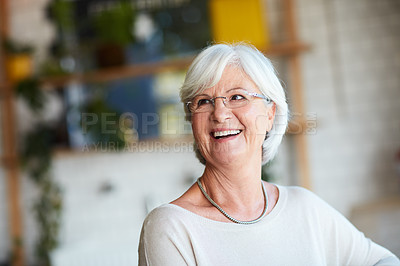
[
  {"left": 0, "top": 0, "right": 400, "bottom": 264},
  {"left": 8, "top": 0, "right": 54, "bottom": 66},
  {"left": 272, "top": 0, "right": 400, "bottom": 254},
  {"left": 294, "top": 0, "right": 400, "bottom": 214},
  {"left": 22, "top": 149, "right": 204, "bottom": 265}
]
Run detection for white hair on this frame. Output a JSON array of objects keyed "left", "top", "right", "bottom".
[{"left": 180, "top": 43, "right": 289, "bottom": 165}]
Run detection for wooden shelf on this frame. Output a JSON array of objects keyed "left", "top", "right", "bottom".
[
  {"left": 52, "top": 135, "right": 195, "bottom": 158},
  {"left": 50, "top": 119, "right": 304, "bottom": 158},
  {"left": 264, "top": 42, "right": 310, "bottom": 57},
  {"left": 40, "top": 56, "right": 194, "bottom": 88},
  {"left": 40, "top": 42, "right": 310, "bottom": 88},
  {"left": 51, "top": 122, "right": 305, "bottom": 156}
]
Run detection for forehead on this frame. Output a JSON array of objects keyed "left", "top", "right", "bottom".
[{"left": 202, "top": 66, "right": 259, "bottom": 95}]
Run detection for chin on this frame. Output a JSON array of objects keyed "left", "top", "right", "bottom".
[{"left": 207, "top": 148, "right": 247, "bottom": 166}]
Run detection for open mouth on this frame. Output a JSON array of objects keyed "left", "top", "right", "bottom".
[{"left": 211, "top": 130, "right": 242, "bottom": 139}]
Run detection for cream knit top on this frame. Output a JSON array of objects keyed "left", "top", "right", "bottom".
[{"left": 139, "top": 185, "right": 399, "bottom": 265}]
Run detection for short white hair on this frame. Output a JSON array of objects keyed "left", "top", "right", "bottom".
[{"left": 180, "top": 43, "right": 289, "bottom": 165}]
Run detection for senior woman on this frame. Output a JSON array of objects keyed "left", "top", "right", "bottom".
[{"left": 139, "top": 43, "right": 399, "bottom": 265}]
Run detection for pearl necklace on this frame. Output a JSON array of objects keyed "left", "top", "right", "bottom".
[{"left": 196, "top": 178, "right": 268, "bottom": 225}]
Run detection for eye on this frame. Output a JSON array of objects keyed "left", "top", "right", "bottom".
[
  {"left": 230, "top": 94, "right": 246, "bottom": 101},
  {"left": 197, "top": 98, "right": 212, "bottom": 106}
]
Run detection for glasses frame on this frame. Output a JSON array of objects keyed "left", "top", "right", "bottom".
[{"left": 186, "top": 90, "right": 272, "bottom": 114}]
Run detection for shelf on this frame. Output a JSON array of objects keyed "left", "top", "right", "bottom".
[
  {"left": 52, "top": 135, "right": 195, "bottom": 158},
  {"left": 48, "top": 118, "right": 306, "bottom": 158},
  {"left": 50, "top": 120, "right": 305, "bottom": 158},
  {"left": 40, "top": 56, "right": 194, "bottom": 88},
  {"left": 39, "top": 42, "right": 310, "bottom": 88},
  {"left": 0, "top": 120, "right": 307, "bottom": 165},
  {"left": 264, "top": 42, "right": 310, "bottom": 57}
]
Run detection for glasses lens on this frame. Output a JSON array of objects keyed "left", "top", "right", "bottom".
[
  {"left": 190, "top": 96, "right": 213, "bottom": 113},
  {"left": 225, "top": 91, "right": 250, "bottom": 109},
  {"left": 188, "top": 90, "right": 254, "bottom": 113}
]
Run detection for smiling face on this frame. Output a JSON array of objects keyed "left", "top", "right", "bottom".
[{"left": 191, "top": 65, "right": 276, "bottom": 166}]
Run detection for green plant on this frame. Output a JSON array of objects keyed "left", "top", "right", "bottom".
[
  {"left": 22, "top": 125, "right": 62, "bottom": 266},
  {"left": 39, "top": 58, "right": 69, "bottom": 77},
  {"left": 92, "top": 1, "right": 135, "bottom": 46},
  {"left": 3, "top": 39, "right": 34, "bottom": 55},
  {"left": 48, "top": 0, "right": 75, "bottom": 34},
  {"left": 15, "top": 78, "right": 44, "bottom": 112},
  {"left": 46, "top": 0, "right": 78, "bottom": 73},
  {"left": 17, "top": 78, "right": 62, "bottom": 266},
  {"left": 82, "top": 90, "right": 126, "bottom": 149}
]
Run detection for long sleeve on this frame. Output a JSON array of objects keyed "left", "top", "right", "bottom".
[
  {"left": 138, "top": 207, "right": 194, "bottom": 266},
  {"left": 301, "top": 188, "right": 399, "bottom": 265},
  {"left": 374, "top": 256, "right": 400, "bottom": 266}
]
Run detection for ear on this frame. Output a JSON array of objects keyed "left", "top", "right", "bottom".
[{"left": 267, "top": 102, "right": 276, "bottom": 121}]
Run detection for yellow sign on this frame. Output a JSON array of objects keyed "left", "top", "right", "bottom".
[{"left": 209, "top": 0, "right": 269, "bottom": 49}]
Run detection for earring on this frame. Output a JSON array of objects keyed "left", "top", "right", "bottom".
[{"left": 265, "top": 131, "right": 269, "bottom": 140}]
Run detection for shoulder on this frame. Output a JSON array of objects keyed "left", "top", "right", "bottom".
[
  {"left": 277, "top": 185, "right": 340, "bottom": 219},
  {"left": 140, "top": 204, "right": 192, "bottom": 249},
  {"left": 142, "top": 204, "right": 185, "bottom": 231},
  {"left": 141, "top": 203, "right": 201, "bottom": 235},
  {"left": 279, "top": 185, "right": 322, "bottom": 206},
  {"left": 139, "top": 204, "right": 197, "bottom": 265},
  {"left": 144, "top": 204, "right": 178, "bottom": 221},
  {"left": 282, "top": 185, "right": 318, "bottom": 198}
]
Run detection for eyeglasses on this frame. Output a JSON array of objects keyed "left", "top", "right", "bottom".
[{"left": 186, "top": 89, "right": 272, "bottom": 113}]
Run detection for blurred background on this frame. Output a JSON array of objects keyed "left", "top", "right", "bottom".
[{"left": 0, "top": 0, "right": 399, "bottom": 265}]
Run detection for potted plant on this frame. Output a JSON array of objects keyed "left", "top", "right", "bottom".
[
  {"left": 92, "top": 0, "right": 135, "bottom": 68},
  {"left": 46, "top": 0, "right": 79, "bottom": 74},
  {"left": 15, "top": 76, "right": 63, "bottom": 266},
  {"left": 3, "top": 39, "right": 34, "bottom": 83}
]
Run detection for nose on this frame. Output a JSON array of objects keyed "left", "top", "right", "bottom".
[{"left": 210, "top": 97, "right": 231, "bottom": 122}]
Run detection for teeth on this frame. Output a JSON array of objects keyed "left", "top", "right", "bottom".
[{"left": 213, "top": 130, "right": 241, "bottom": 138}]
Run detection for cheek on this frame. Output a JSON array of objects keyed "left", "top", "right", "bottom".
[
  {"left": 191, "top": 115, "right": 208, "bottom": 139},
  {"left": 240, "top": 105, "right": 269, "bottom": 134},
  {"left": 254, "top": 114, "right": 269, "bottom": 133}
]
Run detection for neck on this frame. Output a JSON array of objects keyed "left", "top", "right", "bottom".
[{"left": 201, "top": 158, "right": 264, "bottom": 216}]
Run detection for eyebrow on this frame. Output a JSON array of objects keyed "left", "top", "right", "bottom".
[
  {"left": 194, "top": 93, "right": 211, "bottom": 98},
  {"left": 194, "top": 87, "right": 249, "bottom": 98},
  {"left": 227, "top": 87, "right": 248, "bottom": 93}
]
